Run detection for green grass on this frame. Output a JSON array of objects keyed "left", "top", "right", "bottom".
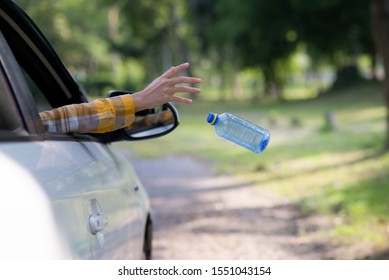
[{"left": 119, "top": 81, "right": 389, "bottom": 257}]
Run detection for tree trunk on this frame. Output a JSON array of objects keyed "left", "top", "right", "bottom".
[
  {"left": 178, "top": 38, "right": 199, "bottom": 100},
  {"left": 370, "top": 0, "right": 389, "bottom": 150},
  {"left": 370, "top": 51, "right": 378, "bottom": 80},
  {"left": 263, "top": 66, "right": 282, "bottom": 101}
]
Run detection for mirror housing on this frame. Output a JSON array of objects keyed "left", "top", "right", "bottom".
[
  {"left": 123, "top": 102, "right": 179, "bottom": 140},
  {"left": 95, "top": 90, "right": 179, "bottom": 143}
]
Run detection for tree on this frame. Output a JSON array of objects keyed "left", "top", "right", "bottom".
[
  {"left": 188, "top": 0, "right": 299, "bottom": 100},
  {"left": 230, "top": 0, "right": 299, "bottom": 99},
  {"left": 291, "top": 0, "right": 374, "bottom": 88},
  {"left": 16, "top": 0, "right": 120, "bottom": 94},
  {"left": 99, "top": 0, "right": 191, "bottom": 79},
  {"left": 187, "top": 0, "right": 239, "bottom": 101},
  {"left": 370, "top": 0, "right": 389, "bottom": 149}
]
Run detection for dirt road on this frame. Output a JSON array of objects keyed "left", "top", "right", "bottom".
[{"left": 132, "top": 155, "right": 330, "bottom": 259}]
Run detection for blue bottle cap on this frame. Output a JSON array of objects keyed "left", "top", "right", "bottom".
[
  {"left": 207, "top": 113, "right": 218, "bottom": 125},
  {"left": 259, "top": 132, "right": 270, "bottom": 153}
]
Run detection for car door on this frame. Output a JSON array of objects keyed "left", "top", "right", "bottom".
[
  {"left": 0, "top": 0, "right": 145, "bottom": 259},
  {"left": 0, "top": 30, "right": 93, "bottom": 259},
  {"left": 80, "top": 142, "right": 144, "bottom": 259}
]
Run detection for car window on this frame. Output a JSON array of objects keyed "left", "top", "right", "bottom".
[
  {"left": 0, "top": 67, "right": 11, "bottom": 130},
  {"left": 20, "top": 67, "right": 52, "bottom": 112},
  {"left": 0, "top": 65, "right": 23, "bottom": 132},
  {"left": 0, "top": 3, "right": 86, "bottom": 134},
  {"left": 6, "top": 43, "right": 60, "bottom": 132}
]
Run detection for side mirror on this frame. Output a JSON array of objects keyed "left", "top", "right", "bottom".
[{"left": 107, "top": 90, "right": 180, "bottom": 141}]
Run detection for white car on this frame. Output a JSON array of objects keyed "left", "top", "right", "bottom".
[{"left": 0, "top": 0, "right": 179, "bottom": 259}]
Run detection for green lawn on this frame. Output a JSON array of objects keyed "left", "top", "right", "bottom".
[{"left": 120, "top": 81, "right": 389, "bottom": 257}]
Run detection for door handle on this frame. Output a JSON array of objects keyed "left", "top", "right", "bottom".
[
  {"left": 89, "top": 212, "right": 108, "bottom": 235},
  {"left": 88, "top": 198, "right": 108, "bottom": 248}
]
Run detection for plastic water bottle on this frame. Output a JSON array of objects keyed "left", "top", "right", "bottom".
[{"left": 207, "top": 112, "right": 270, "bottom": 154}]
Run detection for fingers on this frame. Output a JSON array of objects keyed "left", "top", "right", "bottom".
[
  {"left": 165, "top": 85, "right": 200, "bottom": 104},
  {"left": 152, "top": 62, "right": 202, "bottom": 105},
  {"left": 173, "top": 86, "right": 201, "bottom": 94},
  {"left": 170, "top": 95, "right": 193, "bottom": 104},
  {"left": 168, "top": 76, "right": 202, "bottom": 85},
  {"left": 161, "top": 62, "right": 190, "bottom": 78}
]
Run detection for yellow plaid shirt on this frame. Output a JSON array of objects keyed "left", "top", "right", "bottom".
[{"left": 39, "top": 95, "right": 135, "bottom": 134}]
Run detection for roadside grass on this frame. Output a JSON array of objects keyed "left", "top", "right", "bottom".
[{"left": 119, "top": 81, "right": 389, "bottom": 258}]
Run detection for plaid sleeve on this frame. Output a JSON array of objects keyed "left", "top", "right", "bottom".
[
  {"left": 39, "top": 95, "right": 136, "bottom": 134},
  {"left": 130, "top": 110, "right": 174, "bottom": 129}
]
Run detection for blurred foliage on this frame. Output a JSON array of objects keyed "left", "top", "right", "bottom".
[
  {"left": 187, "top": 0, "right": 373, "bottom": 99},
  {"left": 15, "top": 0, "right": 389, "bottom": 149},
  {"left": 291, "top": 0, "right": 373, "bottom": 66},
  {"left": 14, "top": 0, "right": 374, "bottom": 99}
]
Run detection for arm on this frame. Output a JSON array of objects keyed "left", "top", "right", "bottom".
[
  {"left": 39, "top": 95, "right": 135, "bottom": 134},
  {"left": 39, "top": 62, "right": 201, "bottom": 134}
]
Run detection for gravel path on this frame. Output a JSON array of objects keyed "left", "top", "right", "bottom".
[{"left": 132, "top": 155, "right": 329, "bottom": 260}]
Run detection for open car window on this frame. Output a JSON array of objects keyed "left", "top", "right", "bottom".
[
  {"left": 21, "top": 67, "right": 52, "bottom": 112},
  {"left": 0, "top": 0, "right": 87, "bottom": 134},
  {"left": 0, "top": 64, "right": 23, "bottom": 132}
]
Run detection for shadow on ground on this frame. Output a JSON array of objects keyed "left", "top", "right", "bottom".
[{"left": 131, "top": 155, "right": 337, "bottom": 259}]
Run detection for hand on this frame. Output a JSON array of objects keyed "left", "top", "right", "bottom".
[{"left": 132, "top": 62, "right": 202, "bottom": 112}]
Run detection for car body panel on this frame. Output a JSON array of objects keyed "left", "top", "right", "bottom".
[
  {"left": 79, "top": 142, "right": 146, "bottom": 259},
  {"left": 0, "top": 137, "right": 150, "bottom": 260},
  {"left": 0, "top": 142, "right": 91, "bottom": 259},
  {"left": 0, "top": 0, "right": 158, "bottom": 259}
]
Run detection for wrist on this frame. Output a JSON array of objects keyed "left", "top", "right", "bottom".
[{"left": 131, "top": 91, "right": 149, "bottom": 112}]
